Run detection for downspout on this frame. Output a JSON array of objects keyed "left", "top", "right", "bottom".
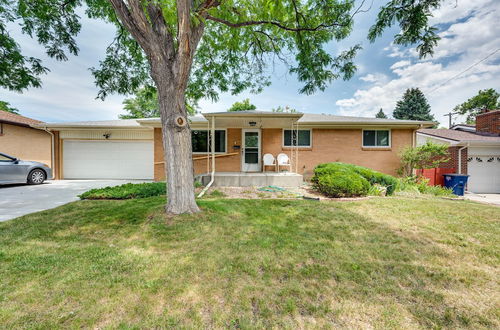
[
  {"left": 197, "top": 117, "right": 215, "bottom": 198},
  {"left": 33, "top": 126, "right": 55, "bottom": 180}
]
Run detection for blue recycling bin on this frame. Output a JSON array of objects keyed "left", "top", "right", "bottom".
[{"left": 442, "top": 174, "right": 469, "bottom": 196}]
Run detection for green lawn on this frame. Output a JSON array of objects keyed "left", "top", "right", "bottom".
[{"left": 0, "top": 196, "right": 498, "bottom": 328}]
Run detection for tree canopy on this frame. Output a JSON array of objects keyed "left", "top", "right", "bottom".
[
  {"left": 393, "top": 88, "right": 435, "bottom": 122},
  {"left": 119, "top": 86, "right": 196, "bottom": 119},
  {"left": 119, "top": 85, "right": 159, "bottom": 119},
  {"left": 0, "top": 101, "right": 20, "bottom": 114},
  {"left": 375, "top": 108, "right": 387, "bottom": 118},
  {"left": 1, "top": 0, "right": 444, "bottom": 100},
  {"left": 227, "top": 98, "right": 256, "bottom": 112},
  {"left": 272, "top": 105, "right": 298, "bottom": 113},
  {"left": 453, "top": 88, "right": 500, "bottom": 124}
]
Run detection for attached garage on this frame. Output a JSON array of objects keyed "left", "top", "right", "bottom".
[
  {"left": 467, "top": 147, "right": 500, "bottom": 193},
  {"left": 63, "top": 140, "right": 153, "bottom": 179}
]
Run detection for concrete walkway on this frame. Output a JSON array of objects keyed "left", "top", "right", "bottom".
[
  {"left": 464, "top": 192, "right": 500, "bottom": 206},
  {"left": 0, "top": 180, "right": 148, "bottom": 222}
]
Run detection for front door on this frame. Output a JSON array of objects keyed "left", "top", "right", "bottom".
[{"left": 242, "top": 129, "right": 261, "bottom": 172}]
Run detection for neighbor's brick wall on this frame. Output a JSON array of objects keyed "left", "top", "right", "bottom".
[
  {"left": 0, "top": 123, "right": 52, "bottom": 166},
  {"left": 440, "top": 146, "right": 468, "bottom": 174},
  {"left": 153, "top": 127, "right": 416, "bottom": 181},
  {"left": 476, "top": 110, "right": 500, "bottom": 135}
]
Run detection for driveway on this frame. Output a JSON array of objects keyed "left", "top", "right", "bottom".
[
  {"left": 464, "top": 192, "right": 500, "bottom": 206},
  {"left": 0, "top": 180, "right": 149, "bottom": 222}
]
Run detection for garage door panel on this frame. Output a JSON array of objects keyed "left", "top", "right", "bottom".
[
  {"left": 63, "top": 140, "right": 153, "bottom": 179},
  {"left": 467, "top": 148, "right": 500, "bottom": 193}
]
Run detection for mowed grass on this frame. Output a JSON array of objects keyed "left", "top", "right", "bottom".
[{"left": 0, "top": 196, "right": 498, "bottom": 328}]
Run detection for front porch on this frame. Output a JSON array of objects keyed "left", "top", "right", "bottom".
[{"left": 199, "top": 172, "right": 303, "bottom": 187}]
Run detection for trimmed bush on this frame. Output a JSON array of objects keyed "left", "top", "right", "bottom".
[
  {"left": 312, "top": 162, "right": 399, "bottom": 195},
  {"left": 79, "top": 182, "right": 166, "bottom": 200},
  {"left": 315, "top": 172, "right": 370, "bottom": 197}
]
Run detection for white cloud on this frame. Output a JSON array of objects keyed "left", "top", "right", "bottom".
[
  {"left": 336, "top": 0, "right": 500, "bottom": 126},
  {"left": 359, "top": 73, "right": 388, "bottom": 84},
  {"left": 390, "top": 60, "right": 411, "bottom": 70}
]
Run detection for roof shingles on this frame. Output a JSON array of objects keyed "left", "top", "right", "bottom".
[
  {"left": 418, "top": 128, "right": 500, "bottom": 142},
  {"left": 0, "top": 110, "right": 43, "bottom": 127}
]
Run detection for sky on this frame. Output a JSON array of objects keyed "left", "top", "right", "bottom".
[{"left": 0, "top": 0, "right": 499, "bottom": 127}]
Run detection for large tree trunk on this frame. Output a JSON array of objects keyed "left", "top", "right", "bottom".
[
  {"left": 108, "top": 0, "right": 203, "bottom": 215},
  {"left": 155, "top": 68, "right": 200, "bottom": 215}
]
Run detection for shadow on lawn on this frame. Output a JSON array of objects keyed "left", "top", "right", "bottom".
[{"left": 0, "top": 197, "right": 495, "bottom": 328}]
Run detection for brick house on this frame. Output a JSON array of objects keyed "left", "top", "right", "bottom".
[
  {"left": 417, "top": 110, "right": 500, "bottom": 193},
  {"left": 35, "top": 111, "right": 434, "bottom": 186},
  {"left": 0, "top": 110, "right": 52, "bottom": 168}
]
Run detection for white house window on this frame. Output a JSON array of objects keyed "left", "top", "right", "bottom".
[
  {"left": 363, "top": 130, "right": 390, "bottom": 147},
  {"left": 283, "top": 129, "right": 311, "bottom": 147},
  {"left": 192, "top": 130, "right": 226, "bottom": 153}
]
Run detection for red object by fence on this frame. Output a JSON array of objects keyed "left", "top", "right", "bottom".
[{"left": 416, "top": 168, "right": 456, "bottom": 186}]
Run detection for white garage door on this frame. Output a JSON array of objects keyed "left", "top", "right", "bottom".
[
  {"left": 467, "top": 147, "right": 500, "bottom": 193},
  {"left": 63, "top": 140, "right": 153, "bottom": 179}
]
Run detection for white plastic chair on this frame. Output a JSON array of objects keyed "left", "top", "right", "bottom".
[
  {"left": 277, "top": 153, "right": 291, "bottom": 172},
  {"left": 263, "top": 153, "right": 277, "bottom": 172}
]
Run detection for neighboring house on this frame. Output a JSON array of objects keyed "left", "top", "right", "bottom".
[
  {"left": 417, "top": 110, "right": 500, "bottom": 193},
  {"left": 0, "top": 110, "right": 52, "bottom": 169},
  {"left": 34, "top": 111, "right": 433, "bottom": 184}
]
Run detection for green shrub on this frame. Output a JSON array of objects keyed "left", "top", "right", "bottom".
[
  {"left": 315, "top": 172, "right": 370, "bottom": 198},
  {"left": 79, "top": 182, "right": 166, "bottom": 200},
  {"left": 312, "top": 162, "right": 398, "bottom": 195},
  {"left": 395, "top": 177, "right": 455, "bottom": 197}
]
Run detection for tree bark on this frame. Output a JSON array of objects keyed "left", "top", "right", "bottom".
[
  {"left": 109, "top": 0, "right": 203, "bottom": 215},
  {"left": 154, "top": 66, "right": 200, "bottom": 214}
]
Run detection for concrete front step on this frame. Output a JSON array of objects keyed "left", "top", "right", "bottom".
[{"left": 200, "top": 172, "right": 303, "bottom": 187}]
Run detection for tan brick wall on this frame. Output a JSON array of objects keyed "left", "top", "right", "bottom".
[
  {"left": 153, "top": 127, "right": 414, "bottom": 181},
  {"left": 262, "top": 128, "right": 413, "bottom": 178},
  {"left": 0, "top": 123, "right": 52, "bottom": 166},
  {"left": 476, "top": 110, "right": 500, "bottom": 135},
  {"left": 154, "top": 127, "right": 243, "bottom": 181}
]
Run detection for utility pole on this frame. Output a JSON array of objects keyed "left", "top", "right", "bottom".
[{"left": 443, "top": 112, "right": 458, "bottom": 128}]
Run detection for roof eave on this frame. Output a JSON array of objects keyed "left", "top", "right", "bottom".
[
  {"left": 32, "top": 124, "right": 150, "bottom": 130},
  {"left": 1, "top": 119, "right": 34, "bottom": 128},
  {"left": 202, "top": 112, "right": 303, "bottom": 119},
  {"left": 453, "top": 140, "right": 500, "bottom": 146}
]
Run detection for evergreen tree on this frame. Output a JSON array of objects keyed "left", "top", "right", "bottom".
[
  {"left": 393, "top": 88, "right": 435, "bottom": 122},
  {"left": 375, "top": 108, "right": 387, "bottom": 118}
]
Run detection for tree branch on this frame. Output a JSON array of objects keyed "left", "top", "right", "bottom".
[
  {"left": 205, "top": 14, "right": 347, "bottom": 32},
  {"left": 108, "top": 0, "right": 151, "bottom": 52}
]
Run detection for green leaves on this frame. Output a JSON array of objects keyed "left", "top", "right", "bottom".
[
  {"left": 227, "top": 98, "right": 257, "bottom": 112},
  {"left": 453, "top": 88, "right": 500, "bottom": 124},
  {"left": 0, "top": 0, "right": 447, "bottom": 100},
  {"left": 368, "top": 0, "right": 441, "bottom": 58},
  {"left": 398, "top": 141, "right": 450, "bottom": 176},
  {"left": 0, "top": 100, "right": 19, "bottom": 114},
  {"left": 0, "top": 0, "right": 83, "bottom": 91}
]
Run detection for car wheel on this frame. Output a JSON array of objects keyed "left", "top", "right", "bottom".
[{"left": 28, "top": 169, "right": 46, "bottom": 185}]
